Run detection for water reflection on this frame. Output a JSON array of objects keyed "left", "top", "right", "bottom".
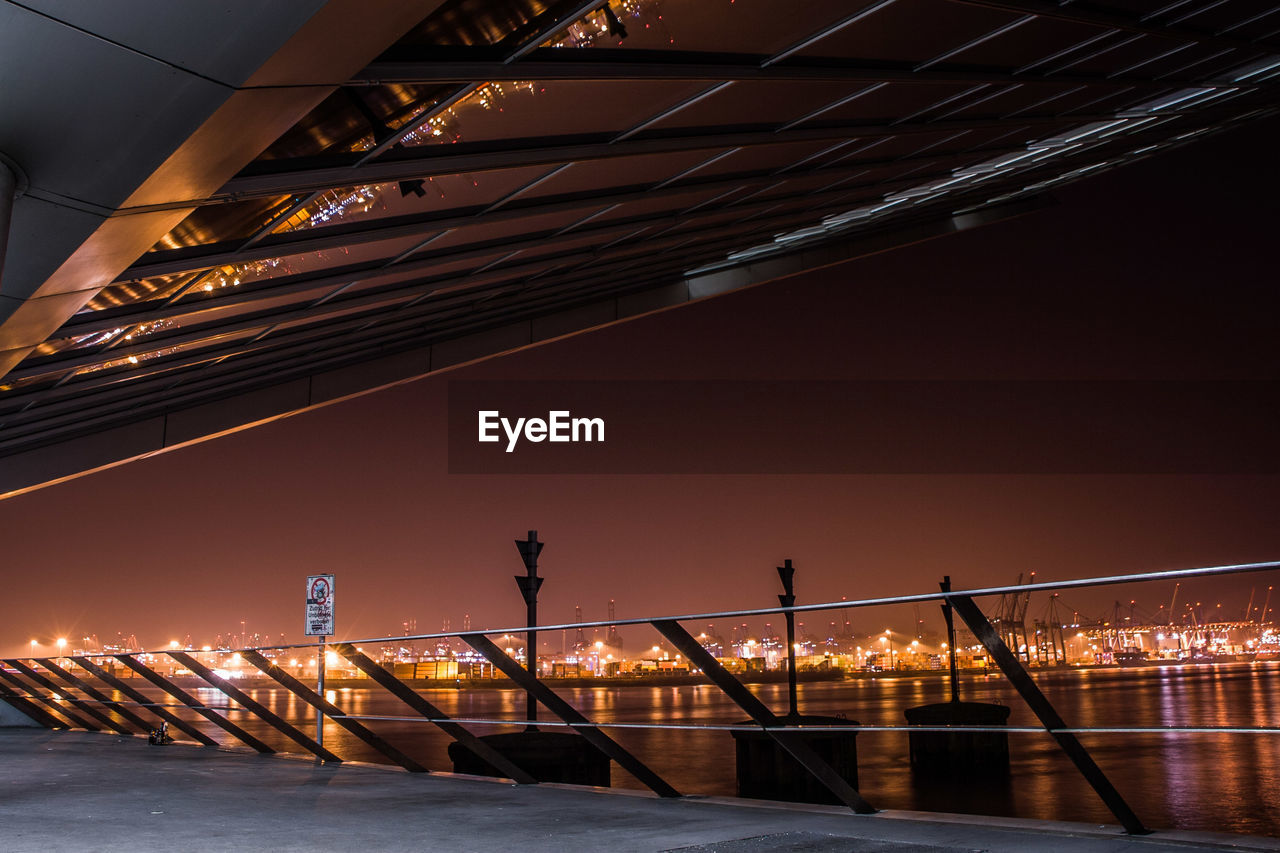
[{"left": 107, "top": 663, "right": 1280, "bottom": 835}]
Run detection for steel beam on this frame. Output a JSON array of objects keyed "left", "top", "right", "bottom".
[
  {"left": 16, "top": 176, "right": 891, "bottom": 390},
  {"left": 38, "top": 658, "right": 154, "bottom": 734},
  {"left": 114, "top": 655, "right": 275, "bottom": 753},
  {"left": 226, "top": 0, "right": 607, "bottom": 251},
  {"left": 0, "top": 261, "right": 665, "bottom": 439},
  {"left": 71, "top": 656, "right": 219, "bottom": 746},
  {"left": 331, "top": 643, "right": 538, "bottom": 784},
  {"left": 495, "top": 0, "right": 619, "bottom": 62},
  {"left": 0, "top": 187, "right": 866, "bottom": 409},
  {"left": 240, "top": 649, "right": 428, "bottom": 772},
  {"left": 0, "top": 661, "right": 107, "bottom": 731},
  {"left": 216, "top": 112, "right": 1100, "bottom": 202},
  {"left": 0, "top": 192, "right": 1049, "bottom": 447},
  {"left": 168, "top": 652, "right": 341, "bottom": 762},
  {"left": 462, "top": 633, "right": 680, "bottom": 797},
  {"left": 945, "top": 0, "right": 1278, "bottom": 53},
  {"left": 0, "top": 157, "right": 16, "bottom": 290},
  {"left": 114, "top": 143, "right": 1015, "bottom": 282},
  {"left": 652, "top": 620, "right": 876, "bottom": 813},
  {"left": 351, "top": 47, "right": 1230, "bottom": 90},
  {"left": 360, "top": 0, "right": 605, "bottom": 161},
  {"left": 0, "top": 167, "right": 1049, "bottom": 425},
  {"left": 947, "top": 594, "right": 1149, "bottom": 834},
  {"left": 115, "top": 161, "right": 936, "bottom": 280}
]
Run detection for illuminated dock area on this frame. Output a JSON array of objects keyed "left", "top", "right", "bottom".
[{"left": 4, "top": 730, "right": 1277, "bottom": 853}]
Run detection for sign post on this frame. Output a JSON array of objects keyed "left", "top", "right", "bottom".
[{"left": 305, "top": 574, "right": 334, "bottom": 751}]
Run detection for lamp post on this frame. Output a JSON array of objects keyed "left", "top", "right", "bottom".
[
  {"left": 777, "top": 559, "right": 799, "bottom": 718},
  {"left": 514, "top": 530, "right": 544, "bottom": 729}
]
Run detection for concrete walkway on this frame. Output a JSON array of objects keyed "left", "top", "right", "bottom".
[{"left": 2, "top": 730, "right": 1276, "bottom": 853}]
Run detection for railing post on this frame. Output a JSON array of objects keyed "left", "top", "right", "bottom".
[{"left": 316, "top": 636, "right": 326, "bottom": 750}]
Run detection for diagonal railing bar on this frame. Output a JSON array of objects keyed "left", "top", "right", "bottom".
[
  {"left": 0, "top": 676, "right": 67, "bottom": 729},
  {"left": 652, "top": 620, "right": 876, "bottom": 814},
  {"left": 114, "top": 655, "right": 275, "bottom": 754},
  {"left": 38, "top": 658, "right": 153, "bottom": 733},
  {"left": 167, "top": 652, "right": 341, "bottom": 763},
  {"left": 947, "top": 594, "right": 1149, "bottom": 835},
  {"left": 1, "top": 661, "right": 108, "bottom": 732},
  {"left": 331, "top": 643, "right": 537, "bottom": 784},
  {"left": 239, "top": 649, "right": 428, "bottom": 772},
  {"left": 462, "top": 633, "right": 680, "bottom": 798},
  {"left": 70, "top": 656, "right": 219, "bottom": 746}
]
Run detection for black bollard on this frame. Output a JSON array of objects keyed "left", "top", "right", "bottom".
[
  {"left": 731, "top": 559, "right": 859, "bottom": 805},
  {"left": 451, "top": 530, "right": 609, "bottom": 785},
  {"left": 904, "top": 576, "right": 1011, "bottom": 776}
]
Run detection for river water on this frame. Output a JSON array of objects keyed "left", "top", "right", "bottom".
[{"left": 113, "top": 662, "right": 1280, "bottom": 836}]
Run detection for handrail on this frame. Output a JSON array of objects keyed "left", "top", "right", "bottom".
[
  {"left": 5, "top": 556, "right": 1280, "bottom": 835},
  {"left": 43, "top": 559, "right": 1280, "bottom": 656}
]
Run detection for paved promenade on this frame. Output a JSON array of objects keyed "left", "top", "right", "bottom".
[{"left": 3, "top": 730, "right": 1277, "bottom": 853}]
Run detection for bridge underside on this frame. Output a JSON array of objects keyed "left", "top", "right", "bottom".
[{"left": 1, "top": 0, "right": 1277, "bottom": 498}]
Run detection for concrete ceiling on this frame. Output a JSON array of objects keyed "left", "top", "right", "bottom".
[{"left": 1, "top": 0, "right": 1278, "bottom": 499}]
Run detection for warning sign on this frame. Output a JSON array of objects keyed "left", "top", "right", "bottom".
[{"left": 305, "top": 574, "right": 335, "bottom": 636}]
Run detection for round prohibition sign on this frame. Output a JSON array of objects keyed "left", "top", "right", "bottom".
[{"left": 310, "top": 577, "right": 331, "bottom": 605}]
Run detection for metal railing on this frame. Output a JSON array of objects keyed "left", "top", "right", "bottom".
[{"left": 4, "top": 559, "right": 1280, "bottom": 836}]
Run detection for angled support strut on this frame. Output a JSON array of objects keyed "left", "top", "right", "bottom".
[{"left": 948, "top": 594, "right": 1149, "bottom": 835}]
